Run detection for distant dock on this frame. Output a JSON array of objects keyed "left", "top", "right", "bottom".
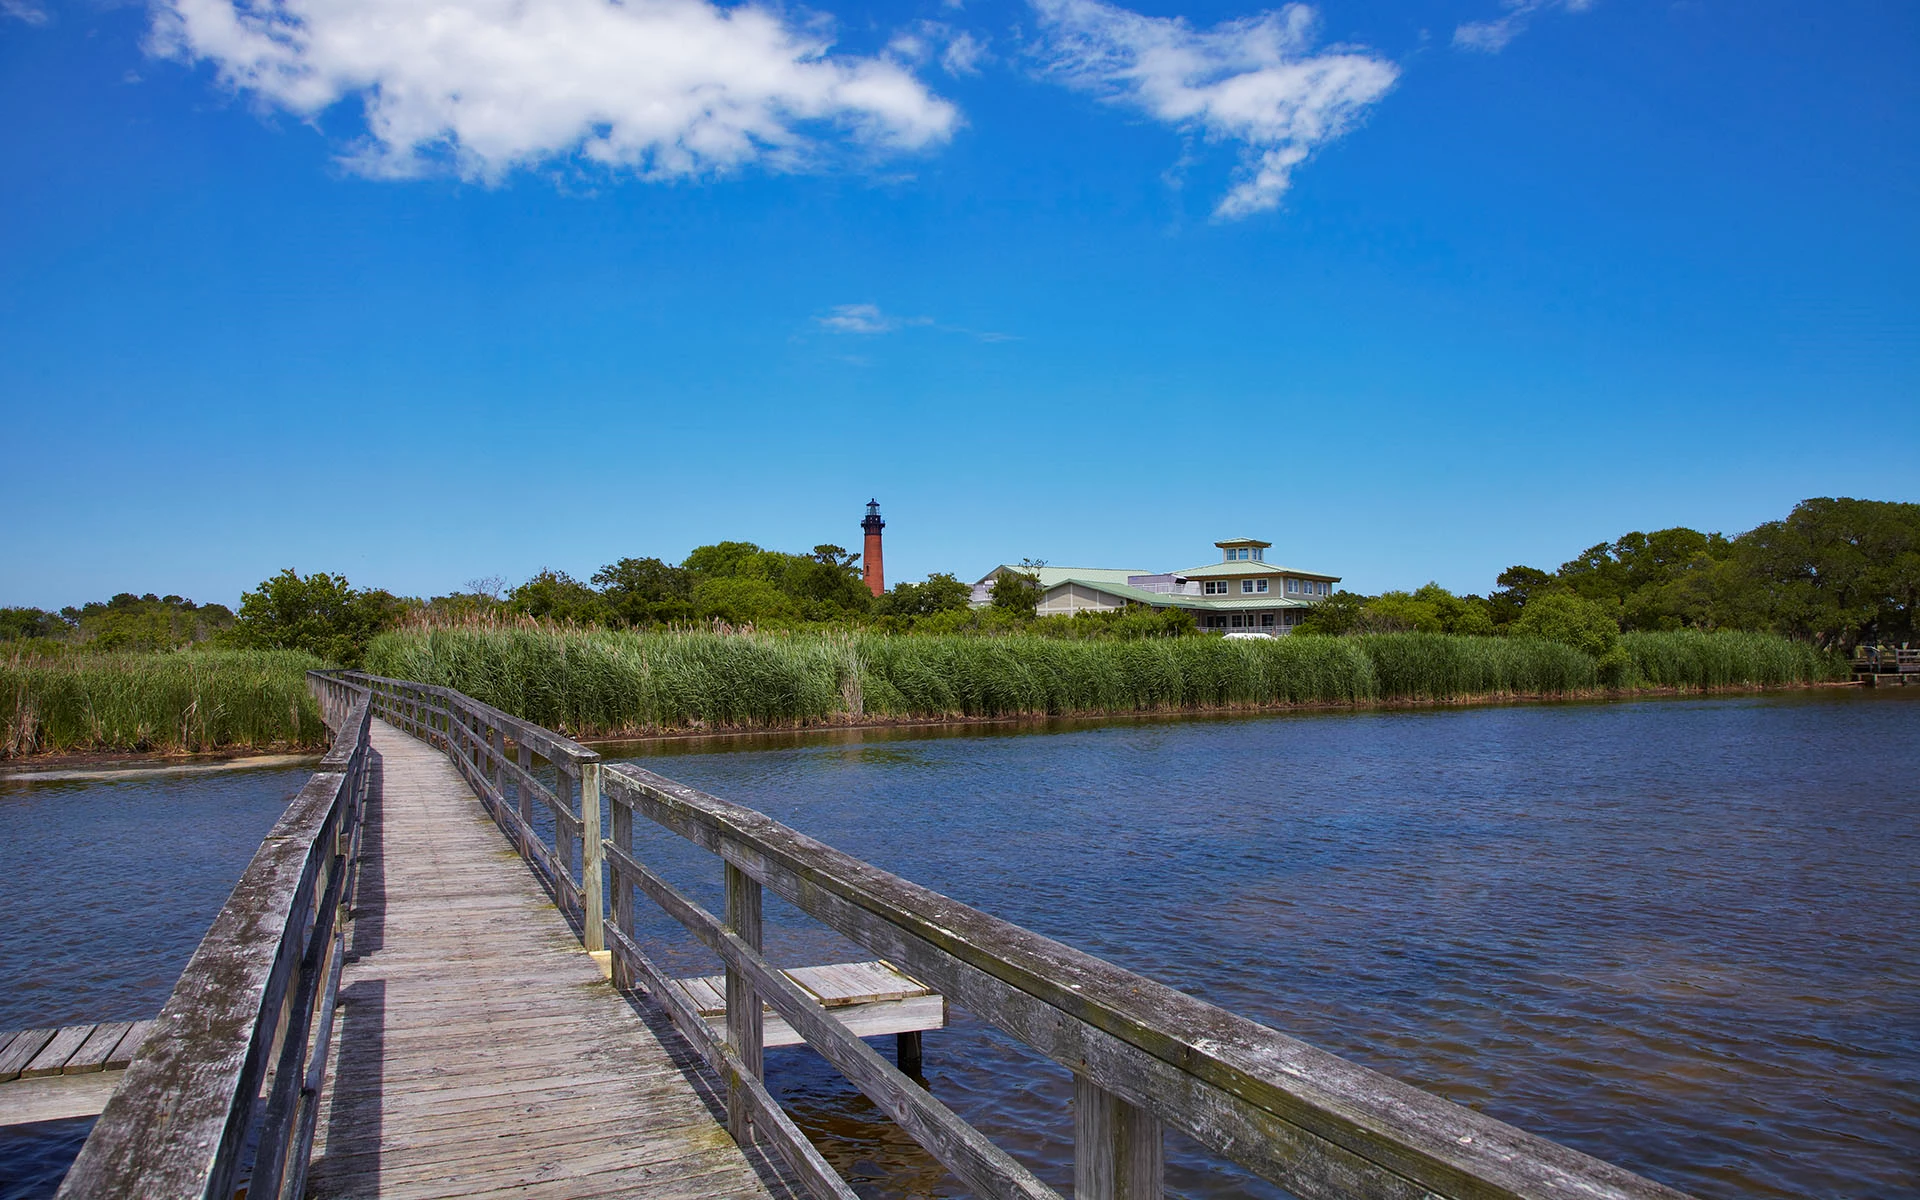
[{"left": 1852, "top": 644, "right": 1919, "bottom": 686}]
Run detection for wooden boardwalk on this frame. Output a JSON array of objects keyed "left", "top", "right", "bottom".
[
  {"left": 306, "top": 720, "right": 798, "bottom": 1200},
  {"left": 58, "top": 673, "right": 1699, "bottom": 1200}
]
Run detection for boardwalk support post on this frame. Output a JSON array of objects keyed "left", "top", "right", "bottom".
[
  {"left": 582, "top": 761, "right": 605, "bottom": 954},
  {"left": 724, "top": 858, "right": 764, "bottom": 1144},
  {"left": 1075, "top": 1074, "right": 1163, "bottom": 1200}
]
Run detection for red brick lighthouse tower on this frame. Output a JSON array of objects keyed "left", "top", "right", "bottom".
[{"left": 861, "top": 499, "right": 886, "bottom": 598}]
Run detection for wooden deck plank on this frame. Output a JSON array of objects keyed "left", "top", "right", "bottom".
[
  {"left": 63, "top": 1021, "right": 135, "bottom": 1075},
  {"left": 0, "top": 1029, "right": 57, "bottom": 1083},
  {"left": 0, "top": 1069, "right": 125, "bottom": 1127},
  {"left": 101, "top": 1019, "right": 155, "bottom": 1070},
  {"left": 307, "top": 719, "right": 795, "bottom": 1200}
]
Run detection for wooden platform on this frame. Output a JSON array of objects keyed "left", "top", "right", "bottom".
[
  {"left": 670, "top": 961, "right": 943, "bottom": 1050},
  {"left": 306, "top": 720, "right": 799, "bottom": 1200},
  {"left": 0, "top": 1020, "right": 154, "bottom": 1126}
]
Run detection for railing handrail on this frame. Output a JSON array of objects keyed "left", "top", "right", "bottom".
[
  {"left": 601, "top": 760, "right": 1693, "bottom": 1200},
  {"left": 57, "top": 675, "right": 375, "bottom": 1200}
]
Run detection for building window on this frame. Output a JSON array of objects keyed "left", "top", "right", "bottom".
[
  {"left": 1252, "top": 549, "right": 1264, "bottom": 562},
  {"left": 1204, "top": 580, "right": 1229, "bottom": 596},
  {"left": 1231, "top": 614, "right": 1244, "bottom": 627},
  {"left": 1261, "top": 613, "right": 1275, "bottom": 626},
  {"left": 1257, "top": 579, "right": 1268, "bottom": 593},
  {"left": 1285, "top": 578, "right": 1296, "bottom": 593}
]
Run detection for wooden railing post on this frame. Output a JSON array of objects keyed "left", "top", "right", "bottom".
[
  {"left": 553, "top": 770, "right": 575, "bottom": 905},
  {"left": 610, "top": 799, "right": 634, "bottom": 991},
  {"left": 1075, "top": 1075, "right": 1163, "bottom": 1200},
  {"left": 517, "top": 742, "right": 536, "bottom": 859},
  {"left": 581, "top": 761, "right": 604, "bottom": 954},
  {"left": 724, "top": 858, "right": 764, "bottom": 1144}
]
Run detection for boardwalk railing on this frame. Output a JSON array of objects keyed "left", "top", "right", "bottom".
[
  {"left": 324, "top": 669, "right": 1692, "bottom": 1200},
  {"left": 56, "top": 680, "right": 375, "bottom": 1200}
]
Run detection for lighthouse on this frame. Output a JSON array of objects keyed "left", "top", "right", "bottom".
[{"left": 861, "top": 499, "right": 886, "bottom": 597}]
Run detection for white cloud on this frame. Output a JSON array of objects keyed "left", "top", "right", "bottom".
[
  {"left": 816, "top": 303, "right": 1012, "bottom": 341},
  {"left": 1030, "top": 0, "right": 1398, "bottom": 218},
  {"left": 152, "top": 0, "right": 959, "bottom": 182},
  {"left": 1454, "top": 0, "right": 1593, "bottom": 53},
  {"left": 3, "top": 0, "right": 49, "bottom": 25},
  {"left": 887, "top": 21, "right": 990, "bottom": 77},
  {"left": 942, "top": 31, "right": 988, "bottom": 76},
  {"left": 818, "top": 303, "right": 926, "bottom": 334}
]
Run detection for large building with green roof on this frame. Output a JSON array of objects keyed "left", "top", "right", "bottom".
[{"left": 970, "top": 538, "right": 1339, "bottom": 635}]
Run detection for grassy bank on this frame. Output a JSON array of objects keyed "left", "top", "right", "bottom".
[
  {"left": 1, "top": 649, "right": 329, "bottom": 758},
  {"left": 362, "top": 626, "right": 1841, "bottom": 738}
]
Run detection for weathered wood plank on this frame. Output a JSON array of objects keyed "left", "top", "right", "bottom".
[
  {"left": 104, "top": 1020, "right": 155, "bottom": 1070},
  {"left": 0, "top": 1069, "right": 126, "bottom": 1126},
  {"left": 63, "top": 1021, "right": 135, "bottom": 1075},
  {"left": 724, "top": 859, "right": 763, "bottom": 1144},
  {"left": 0, "top": 1029, "right": 57, "bottom": 1083},
  {"left": 1076, "top": 1074, "right": 1163, "bottom": 1200},
  {"left": 21, "top": 1024, "right": 96, "bottom": 1079}
]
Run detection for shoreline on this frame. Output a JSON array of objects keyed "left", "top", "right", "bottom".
[
  {"left": 0, "top": 679, "right": 1867, "bottom": 778},
  {"left": 578, "top": 679, "right": 1862, "bottom": 751}
]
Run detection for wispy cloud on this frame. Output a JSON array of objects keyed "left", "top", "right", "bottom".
[
  {"left": 1029, "top": 0, "right": 1398, "bottom": 219},
  {"left": 2, "top": 0, "right": 49, "bottom": 25},
  {"left": 817, "top": 303, "right": 929, "bottom": 334},
  {"left": 816, "top": 303, "right": 1014, "bottom": 342},
  {"left": 888, "top": 21, "right": 991, "bottom": 77},
  {"left": 1454, "top": 0, "right": 1593, "bottom": 53},
  {"left": 150, "top": 0, "right": 959, "bottom": 183}
]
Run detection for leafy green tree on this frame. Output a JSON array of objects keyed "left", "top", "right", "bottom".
[
  {"left": 790, "top": 545, "right": 872, "bottom": 617},
  {"left": 989, "top": 564, "right": 1044, "bottom": 617},
  {"left": 874, "top": 573, "right": 972, "bottom": 620},
  {"left": 1513, "top": 591, "right": 1620, "bottom": 657},
  {"left": 682, "top": 541, "right": 773, "bottom": 580},
  {"left": 230, "top": 570, "right": 398, "bottom": 665},
  {"left": 0, "top": 607, "right": 65, "bottom": 641},
  {"left": 1293, "top": 589, "right": 1369, "bottom": 635},
  {"left": 507, "top": 570, "right": 610, "bottom": 625},
  {"left": 592, "top": 556, "right": 693, "bottom": 627},
  {"left": 1732, "top": 497, "right": 1920, "bottom": 648},
  {"left": 1488, "top": 566, "right": 1557, "bottom": 626},
  {"left": 692, "top": 576, "right": 798, "bottom": 625}
]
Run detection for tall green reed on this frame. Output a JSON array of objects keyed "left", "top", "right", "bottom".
[{"left": 2, "top": 649, "right": 328, "bottom": 757}]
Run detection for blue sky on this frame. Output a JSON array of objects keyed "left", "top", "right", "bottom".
[{"left": 1, "top": 0, "right": 1914, "bottom": 609}]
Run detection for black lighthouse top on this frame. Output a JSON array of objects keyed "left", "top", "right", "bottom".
[{"left": 862, "top": 499, "right": 885, "bottom": 534}]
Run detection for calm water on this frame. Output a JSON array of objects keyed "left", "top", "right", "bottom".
[
  {"left": 3, "top": 692, "right": 1916, "bottom": 1199},
  {"left": 0, "top": 766, "right": 309, "bottom": 1200},
  {"left": 607, "top": 689, "right": 1919, "bottom": 1200}
]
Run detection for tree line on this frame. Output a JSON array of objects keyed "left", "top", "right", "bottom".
[
  {"left": 3, "top": 496, "right": 1912, "bottom": 666},
  {"left": 1300, "top": 497, "right": 1918, "bottom": 653}
]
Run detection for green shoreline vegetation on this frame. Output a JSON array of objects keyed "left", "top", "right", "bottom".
[
  {"left": 2, "top": 648, "right": 327, "bottom": 759},
  {"left": 361, "top": 625, "right": 1841, "bottom": 740},
  {"left": 1, "top": 495, "right": 1907, "bottom": 758}
]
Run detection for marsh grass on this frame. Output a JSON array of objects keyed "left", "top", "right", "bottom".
[
  {"left": 1, "top": 648, "right": 328, "bottom": 757},
  {"left": 362, "top": 625, "right": 1837, "bottom": 739},
  {"left": 1621, "top": 630, "right": 1841, "bottom": 688}
]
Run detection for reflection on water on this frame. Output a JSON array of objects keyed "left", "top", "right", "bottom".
[
  {"left": 612, "top": 689, "right": 1920, "bottom": 1199},
  {"left": 0, "top": 765, "right": 307, "bottom": 1199}
]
